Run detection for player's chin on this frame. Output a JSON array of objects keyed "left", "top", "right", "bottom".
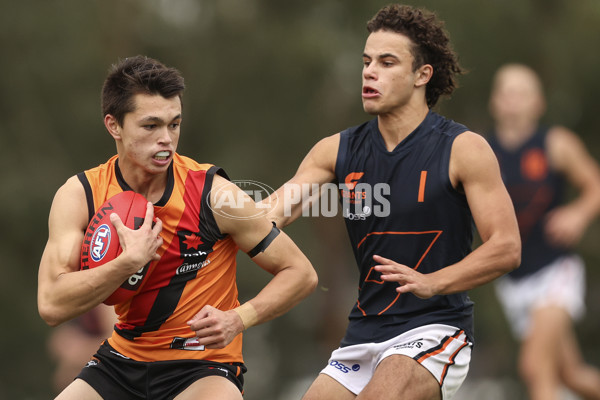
[
  {"left": 362, "top": 103, "right": 383, "bottom": 116},
  {"left": 145, "top": 161, "right": 171, "bottom": 175}
]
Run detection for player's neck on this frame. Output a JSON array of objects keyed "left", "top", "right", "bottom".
[
  {"left": 119, "top": 166, "right": 169, "bottom": 204},
  {"left": 377, "top": 105, "right": 429, "bottom": 152}
]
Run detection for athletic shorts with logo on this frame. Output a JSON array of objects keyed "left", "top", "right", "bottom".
[
  {"left": 76, "top": 341, "right": 246, "bottom": 399},
  {"left": 320, "top": 324, "right": 472, "bottom": 400}
]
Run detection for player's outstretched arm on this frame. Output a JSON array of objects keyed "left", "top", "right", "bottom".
[
  {"left": 264, "top": 134, "right": 339, "bottom": 228},
  {"left": 188, "top": 176, "right": 318, "bottom": 349},
  {"left": 38, "top": 177, "right": 161, "bottom": 326}
]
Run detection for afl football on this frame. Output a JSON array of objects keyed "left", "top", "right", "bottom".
[{"left": 80, "top": 191, "right": 150, "bottom": 305}]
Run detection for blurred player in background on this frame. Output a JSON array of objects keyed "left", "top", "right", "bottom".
[
  {"left": 266, "top": 5, "right": 520, "bottom": 400},
  {"left": 47, "top": 305, "right": 116, "bottom": 393},
  {"left": 487, "top": 63, "right": 600, "bottom": 400},
  {"left": 37, "top": 55, "right": 317, "bottom": 400}
]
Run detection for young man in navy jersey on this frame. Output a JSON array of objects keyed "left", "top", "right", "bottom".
[
  {"left": 267, "top": 4, "right": 520, "bottom": 400},
  {"left": 488, "top": 63, "right": 600, "bottom": 400}
]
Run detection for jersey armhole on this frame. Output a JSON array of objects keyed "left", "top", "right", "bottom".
[
  {"left": 334, "top": 129, "right": 350, "bottom": 184},
  {"left": 76, "top": 172, "right": 95, "bottom": 223},
  {"left": 199, "top": 166, "right": 229, "bottom": 243}
]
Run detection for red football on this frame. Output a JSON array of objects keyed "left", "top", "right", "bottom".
[{"left": 80, "top": 191, "right": 151, "bottom": 305}]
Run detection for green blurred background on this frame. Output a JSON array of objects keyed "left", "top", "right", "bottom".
[{"left": 2, "top": 0, "right": 600, "bottom": 398}]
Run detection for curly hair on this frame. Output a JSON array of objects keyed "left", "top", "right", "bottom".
[
  {"left": 101, "top": 55, "right": 185, "bottom": 126},
  {"left": 367, "top": 4, "right": 463, "bottom": 108}
]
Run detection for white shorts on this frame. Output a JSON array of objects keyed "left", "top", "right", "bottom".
[
  {"left": 495, "top": 254, "right": 586, "bottom": 340},
  {"left": 320, "top": 324, "right": 472, "bottom": 400}
]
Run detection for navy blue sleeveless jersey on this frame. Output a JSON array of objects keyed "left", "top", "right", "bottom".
[
  {"left": 335, "top": 111, "right": 475, "bottom": 346},
  {"left": 488, "top": 127, "right": 568, "bottom": 279}
]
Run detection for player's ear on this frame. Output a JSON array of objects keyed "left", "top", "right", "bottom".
[
  {"left": 415, "top": 64, "right": 433, "bottom": 87},
  {"left": 104, "top": 114, "right": 122, "bottom": 140}
]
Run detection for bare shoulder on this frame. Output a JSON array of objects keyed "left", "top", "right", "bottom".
[
  {"left": 318, "top": 132, "right": 341, "bottom": 150},
  {"left": 451, "top": 131, "right": 499, "bottom": 179},
  {"left": 288, "top": 132, "right": 341, "bottom": 187},
  {"left": 49, "top": 175, "right": 89, "bottom": 231},
  {"left": 210, "top": 174, "right": 272, "bottom": 240},
  {"left": 209, "top": 174, "right": 239, "bottom": 201},
  {"left": 546, "top": 125, "right": 589, "bottom": 170},
  {"left": 453, "top": 130, "right": 494, "bottom": 154},
  {"left": 208, "top": 174, "right": 245, "bottom": 221},
  {"left": 56, "top": 175, "right": 87, "bottom": 197},
  {"left": 547, "top": 125, "right": 579, "bottom": 143},
  {"left": 303, "top": 133, "right": 340, "bottom": 169},
  {"left": 447, "top": 130, "right": 503, "bottom": 192}
]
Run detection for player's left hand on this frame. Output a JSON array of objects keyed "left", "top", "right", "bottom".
[
  {"left": 373, "top": 255, "right": 437, "bottom": 299},
  {"left": 187, "top": 305, "right": 244, "bottom": 349}
]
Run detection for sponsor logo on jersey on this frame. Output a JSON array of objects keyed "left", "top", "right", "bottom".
[
  {"left": 345, "top": 172, "right": 365, "bottom": 190},
  {"left": 521, "top": 148, "right": 548, "bottom": 181},
  {"left": 176, "top": 258, "right": 211, "bottom": 275},
  {"left": 343, "top": 206, "right": 372, "bottom": 220},
  {"left": 176, "top": 230, "right": 214, "bottom": 276}
]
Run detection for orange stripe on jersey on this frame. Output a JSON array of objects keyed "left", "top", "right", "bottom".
[
  {"left": 357, "top": 231, "right": 443, "bottom": 268},
  {"left": 377, "top": 292, "right": 401, "bottom": 315},
  {"left": 418, "top": 170, "right": 427, "bottom": 202},
  {"left": 357, "top": 230, "right": 442, "bottom": 249},
  {"left": 356, "top": 230, "right": 443, "bottom": 316}
]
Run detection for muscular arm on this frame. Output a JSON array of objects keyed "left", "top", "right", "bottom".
[
  {"left": 544, "top": 126, "right": 600, "bottom": 246},
  {"left": 38, "top": 177, "right": 162, "bottom": 326},
  {"left": 188, "top": 176, "right": 318, "bottom": 348},
  {"left": 375, "top": 132, "right": 521, "bottom": 297},
  {"left": 265, "top": 134, "right": 339, "bottom": 227}
]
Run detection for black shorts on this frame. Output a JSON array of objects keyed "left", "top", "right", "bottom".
[{"left": 76, "top": 341, "right": 246, "bottom": 399}]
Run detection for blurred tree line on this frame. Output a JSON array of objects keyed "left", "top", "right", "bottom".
[{"left": 1, "top": 0, "right": 599, "bottom": 398}]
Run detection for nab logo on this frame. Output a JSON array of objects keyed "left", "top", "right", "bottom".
[{"left": 90, "top": 224, "right": 111, "bottom": 262}]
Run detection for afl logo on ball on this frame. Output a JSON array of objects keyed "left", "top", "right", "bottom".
[{"left": 91, "top": 224, "right": 111, "bottom": 262}]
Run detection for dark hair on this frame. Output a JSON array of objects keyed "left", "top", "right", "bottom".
[
  {"left": 367, "top": 4, "right": 463, "bottom": 108},
  {"left": 101, "top": 55, "right": 185, "bottom": 126}
]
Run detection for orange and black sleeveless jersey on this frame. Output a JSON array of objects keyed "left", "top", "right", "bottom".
[
  {"left": 77, "top": 153, "right": 242, "bottom": 363},
  {"left": 335, "top": 111, "right": 475, "bottom": 346},
  {"left": 488, "top": 126, "right": 568, "bottom": 279}
]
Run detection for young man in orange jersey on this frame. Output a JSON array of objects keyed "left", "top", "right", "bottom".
[
  {"left": 37, "top": 55, "right": 317, "bottom": 400},
  {"left": 266, "top": 5, "right": 520, "bottom": 400},
  {"left": 487, "top": 63, "right": 600, "bottom": 400}
]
